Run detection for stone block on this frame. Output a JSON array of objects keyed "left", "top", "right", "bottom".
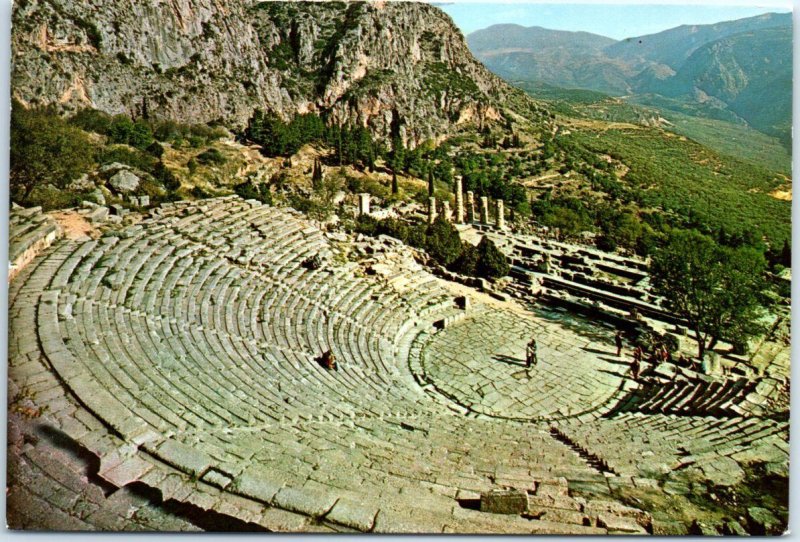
[
  {"left": 480, "top": 489, "right": 528, "bottom": 515},
  {"left": 109, "top": 169, "right": 140, "bottom": 193},
  {"left": 87, "top": 206, "right": 109, "bottom": 224},
  {"left": 155, "top": 438, "right": 212, "bottom": 477},
  {"left": 98, "top": 455, "right": 153, "bottom": 487},
  {"left": 273, "top": 486, "right": 339, "bottom": 517},
  {"left": 325, "top": 497, "right": 379, "bottom": 531},
  {"left": 597, "top": 513, "right": 648, "bottom": 534}
]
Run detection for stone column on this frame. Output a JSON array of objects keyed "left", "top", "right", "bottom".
[
  {"left": 454, "top": 177, "right": 464, "bottom": 223},
  {"left": 480, "top": 197, "right": 490, "bottom": 224},
  {"left": 442, "top": 200, "right": 452, "bottom": 222},
  {"left": 428, "top": 197, "right": 437, "bottom": 224},
  {"left": 358, "top": 193, "right": 370, "bottom": 216},
  {"left": 466, "top": 191, "right": 475, "bottom": 223},
  {"left": 496, "top": 199, "right": 505, "bottom": 229}
]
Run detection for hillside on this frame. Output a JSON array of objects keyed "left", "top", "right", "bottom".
[
  {"left": 468, "top": 25, "right": 632, "bottom": 95},
  {"left": 11, "top": 0, "right": 535, "bottom": 147},
  {"left": 468, "top": 24, "right": 616, "bottom": 54},
  {"left": 647, "top": 26, "right": 792, "bottom": 147},
  {"left": 9, "top": 1, "right": 791, "bottom": 253}
]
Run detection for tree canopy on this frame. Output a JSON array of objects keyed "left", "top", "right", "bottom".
[
  {"left": 650, "top": 229, "right": 766, "bottom": 359},
  {"left": 475, "top": 236, "right": 510, "bottom": 279},
  {"left": 10, "top": 100, "right": 95, "bottom": 204}
]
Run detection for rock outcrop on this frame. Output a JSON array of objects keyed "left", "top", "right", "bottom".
[{"left": 12, "top": 0, "right": 530, "bottom": 146}]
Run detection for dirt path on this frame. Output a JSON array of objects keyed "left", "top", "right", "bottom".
[{"left": 49, "top": 211, "right": 98, "bottom": 240}]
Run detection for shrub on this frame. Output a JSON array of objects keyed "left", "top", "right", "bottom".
[
  {"left": 153, "top": 161, "right": 180, "bottom": 191},
  {"left": 234, "top": 180, "right": 272, "bottom": 205},
  {"left": 451, "top": 242, "right": 479, "bottom": 276},
  {"left": 191, "top": 186, "right": 212, "bottom": 199},
  {"left": 475, "top": 236, "right": 509, "bottom": 279},
  {"left": 69, "top": 108, "right": 112, "bottom": 134},
  {"left": 108, "top": 115, "right": 153, "bottom": 149},
  {"left": 98, "top": 146, "right": 156, "bottom": 172},
  {"left": 27, "top": 185, "right": 84, "bottom": 211},
  {"left": 424, "top": 215, "right": 463, "bottom": 267},
  {"left": 146, "top": 141, "right": 165, "bottom": 158},
  {"left": 196, "top": 148, "right": 226, "bottom": 165}
]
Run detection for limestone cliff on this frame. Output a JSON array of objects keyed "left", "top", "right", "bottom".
[{"left": 12, "top": 0, "right": 525, "bottom": 146}]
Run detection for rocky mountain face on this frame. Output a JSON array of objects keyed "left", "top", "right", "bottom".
[
  {"left": 467, "top": 12, "right": 791, "bottom": 145},
  {"left": 11, "top": 0, "right": 519, "bottom": 147}
]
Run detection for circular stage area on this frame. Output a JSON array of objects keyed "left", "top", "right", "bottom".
[{"left": 415, "top": 308, "right": 626, "bottom": 421}]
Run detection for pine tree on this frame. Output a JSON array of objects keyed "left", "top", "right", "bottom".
[
  {"left": 428, "top": 168, "right": 434, "bottom": 197},
  {"left": 312, "top": 159, "right": 323, "bottom": 189},
  {"left": 391, "top": 171, "right": 399, "bottom": 195}
]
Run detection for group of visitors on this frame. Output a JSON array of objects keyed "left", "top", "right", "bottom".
[{"left": 617, "top": 330, "right": 674, "bottom": 381}]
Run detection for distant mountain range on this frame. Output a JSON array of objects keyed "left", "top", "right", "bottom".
[{"left": 468, "top": 12, "right": 792, "bottom": 147}]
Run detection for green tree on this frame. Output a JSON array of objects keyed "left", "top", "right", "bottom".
[
  {"left": 312, "top": 158, "right": 323, "bottom": 189},
  {"left": 424, "top": 215, "right": 462, "bottom": 267},
  {"left": 10, "top": 101, "right": 94, "bottom": 204},
  {"left": 108, "top": 115, "right": 153, "bottom": 149},
  {"left": 650, "top": 230, "right": 766, "bottom": 359},
  {"left": 475, "top": 236, "right": 509, "bottom": 279},
  {"left": 69, "top": 108, "right": 112, "bottom": 134},
  {"left": 390, "top": 137, "right": 406, "bottom": 173},
  {"left": 451, "top": 242, "right": 479, "bottom": 276}
]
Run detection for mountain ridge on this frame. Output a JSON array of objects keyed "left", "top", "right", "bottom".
[{"left": 467, "top": 11, "right": 791, "bottom": 146}]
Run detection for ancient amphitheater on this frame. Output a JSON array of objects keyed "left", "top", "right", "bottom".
[{"left": 8, "top": 196, "right": 790, "bottom": 533}]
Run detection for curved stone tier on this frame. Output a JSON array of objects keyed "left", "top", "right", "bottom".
[
  {"left": 8, "top": 196, "right": 788, "bottom": 533},
  {"left": 9, "top": 205, "right": 60, "bottom": 282}
]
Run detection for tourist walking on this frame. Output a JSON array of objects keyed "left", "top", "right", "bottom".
[
  {"left": 526, "top": 338, "right": 538, "bottom": 368},
  {"left": 614, "top": 331, "right": 624, "bottom": 357}
]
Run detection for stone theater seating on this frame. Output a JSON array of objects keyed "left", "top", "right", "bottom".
[{"left": 7, "top": 197, "right": 787, "bottom": 533}]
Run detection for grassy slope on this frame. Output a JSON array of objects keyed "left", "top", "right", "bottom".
[
  {"left": 518, "top": 82, "right": 791, "bottom": 174},
  {"left": 662, "top": 111, "right": 791, "bottom": 175},
  {"left": 565, "top": 125, "right": 790, "bottom": 246}
]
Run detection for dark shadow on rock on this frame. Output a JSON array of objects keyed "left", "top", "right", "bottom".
[
  {"left": 456, "top": 497, "right": 481, "bottom": 511},
  {"left": 493, "top": 354, "right": 527, "bottom": 367},
  {"left": 36, "top": 424, "right": 118, "bottom": 497},
  {"left": 598, "top": 356, "right": 632, "bottom": 366},
  {"left": 582, "top": 346, "right": 615, "bottom": 356},
  {"left": 598, "top": 369, "right": 628, "bottom": 379},
  {"left": 126, "top": 482, "right": 269, "bottom": 532}
]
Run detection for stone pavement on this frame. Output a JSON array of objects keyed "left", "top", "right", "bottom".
[
  {"left": 6, "top": 196, "right": 788, "bottom": 534},
  {"left": 415, "top": 306, "right": 628, "bottom": 421}
]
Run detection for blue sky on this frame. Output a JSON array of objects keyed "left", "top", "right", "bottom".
[{"left": 435, "top": 2, "right": 792, "bottom": 40}]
